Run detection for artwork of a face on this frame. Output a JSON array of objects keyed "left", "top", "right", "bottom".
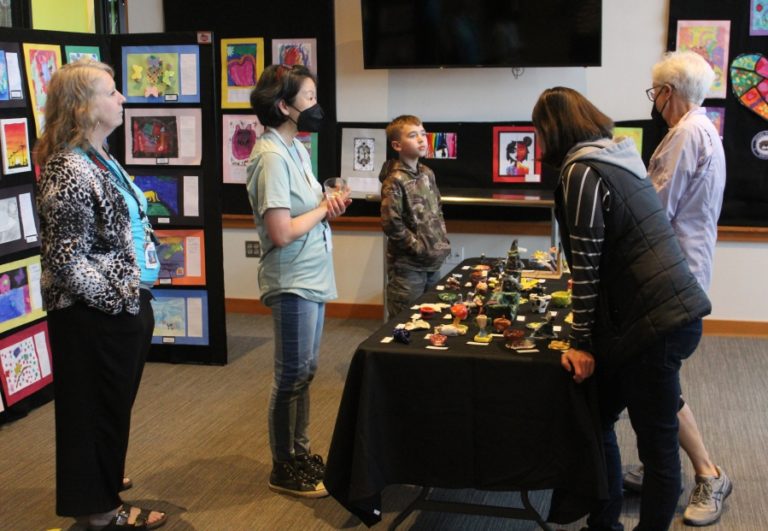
[{"left": 232, "top": 124, "right": 257, "bottom": 160}]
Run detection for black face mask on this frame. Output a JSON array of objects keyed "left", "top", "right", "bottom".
[
  {"left": 650, "top": 94, "right": 670, "bottom": 130},
  {"left": 290, "top": 103, "right": 324, "bottom": 132}
]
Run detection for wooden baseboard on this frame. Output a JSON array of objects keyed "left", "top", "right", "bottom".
[{"left": 703, "top": 319, "right": 768, "bottom": 337}]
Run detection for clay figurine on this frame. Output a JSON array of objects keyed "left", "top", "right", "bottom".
[{"left": 473, "top": 314, "right": 492, "bottom": 343}]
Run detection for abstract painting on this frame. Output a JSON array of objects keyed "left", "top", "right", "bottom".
[
  {"left": 22, "top": 43, "right": 62, "bottom": 135},
  {"left": 221, "top": 37, "right": 264, "bottom": 109},
  {"left": 492, "top": 126, "right": 541, "bottom": 183},
  {"left": 0, "top": 43, "right": 25, "bottom": 107},
  {"left": 703, "top": 107, "right": 726, "bottom": 138},
  {"left": 613, "top": 127, "right": 644, "bottom": 155},
  {"left": 151, "top": 289, "right": 209, "bottom": 345},
  {"left": 122, "top": 44, "right": 200, "bottom": 103},
  {"left": 0, "top": 322, "right": 53, "bottom": 406},
  {"left": 425, "top": 132, "right": 457, "bottom": 159},
  {"left": 676, "top": 20, "right": 731, "bottom": 99},
  {"left": 271, "top": 38, "right": 317, "bottom": 74},
  {"left": 154, "top": 229, "right": 206, "bottom": 286},
  {"left": 751, "top": 0, "right": 768, "bottom": 36},
  {"left": 131, "top": 173, "right": 202, "bottom": 226},
  {"left": 296, "top": 132, "right": 318, "bottom": 177},
  {"left": 340, "top": 128, "right": 387, "bottom": 197},
  {"left": 730, "top": 53, "right": 768, "bottom": 121},
  {"left": 0, "top": 117, "right": 31, "bottom": 174},
  {"left": 222, "top": 114, "right": 263, "bottom": 184},
  {"left": 124, "top": 108, "right": 202, "bottom": 166},
  {"left": 0, "top": 184, "right": 39, "bottom": 257},
  {"left": 0, "top": 255, "right": 45, "bottom": 335},
  {"left": 64, "top": 45, "right": 100, "bottom": 63}
]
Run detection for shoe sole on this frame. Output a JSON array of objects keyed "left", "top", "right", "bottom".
[
  {"left": 682, "top": 480, "right": 733, "bottom": 526},
  {"left": 269, "top": 482, "right": 329, "bottom": 499}
]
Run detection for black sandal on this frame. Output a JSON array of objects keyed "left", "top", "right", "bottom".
[{"left": 96, "top": 503, "right": 167, "bottom": 530}]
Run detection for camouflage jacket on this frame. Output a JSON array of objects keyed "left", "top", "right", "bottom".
[{"left": 379, "top": 159, "right": 451, "bottom": 270}]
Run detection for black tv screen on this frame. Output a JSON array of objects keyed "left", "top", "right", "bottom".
[{"left": 361, "top": 0, "right": 602, "bottom": 69}]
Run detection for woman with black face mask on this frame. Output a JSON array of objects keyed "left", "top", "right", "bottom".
[{"left": 246, "top": 64, "right": 351, "bottom": 499}]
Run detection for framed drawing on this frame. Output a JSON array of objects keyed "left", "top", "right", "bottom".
[
  {"left": 0, "top": 117, "right": 31, "bottom": 174},
  {"left": 64, "top": 45, "right": 100, "bottom": 63},
  {"left": 150, "top": 289, "right": 209, "bottom": 345},
  {"left": 131, "top": 172, "right": 203, "bottom": 226},
  {"left": 340, "top": 127, "right": 387, "bottom": 197},
  {"left": 296, "top": 132, "right": 318, "bottom": 177},
  {"left": 0, "top": 42, "right": 26, "bottom": 108},
  {"left": 124, "top": 107, "right": 202, "bottom": 166},
  {"left": 0, "top": 322, "right": 53, "bottom": 407},
  {"left": 222, "top": 113, "right": 263, "bottom": 184},
  {"left": 22, "top": 43, "right": 62, "bottom": 135},
  {"left": 751, "top": 0, "right": 768, "bottom": 36},
  {"left": 613, "top": 127, "right": 644, "bottom": 156},
  {"left": 271, "top": 38, "right": 317, "bottom": 75},
  {"left": 0, "top": 255, "right": 45, "bottom": 335},
  {"left": 425, "top": 132, "right": 457, "bottom": 159},
  {"left": 492, "top": 126, "right": 541, "bottom": 184},
  {"left": 154, "top": 229, "right": 206, "bottom": 286},
  {"left": 221, "top": 37, "right": 264, "bottom": 109},
  {"left": 675, "top": 20, "right": 730, "bottom": 99},
  {"left": 0, "top": 183, "right": 40, "bottom": 257},
  {"left": 121, "top": 44, "right": 200, "bottom": 103}
]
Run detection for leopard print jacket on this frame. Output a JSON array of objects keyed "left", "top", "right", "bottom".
[{"left": 36, "top": 149, "right": 141, "bottom": 315}]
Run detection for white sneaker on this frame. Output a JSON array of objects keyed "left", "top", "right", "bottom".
[{"left": 683, "top": 466, "right": 732, "bottom": 526}]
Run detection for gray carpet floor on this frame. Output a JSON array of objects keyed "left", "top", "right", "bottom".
[{"left": 0, "top": 313, "right": 766, "bottom": 530}]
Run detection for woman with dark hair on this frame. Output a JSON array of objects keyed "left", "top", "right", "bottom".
[
  {"left": 532, "top": 86, "right": 711, "bottom": 530},
  {"left": 246, "top": 64, "right": 350, "bottom": 498},
  {"left": 36, "top": 59, "right": 166, "bottom": 529}
]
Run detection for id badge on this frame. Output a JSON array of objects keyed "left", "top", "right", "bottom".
[
  {"left": 323, "top": 223, "right": 333, "bottom": 253},
  {"left": 145, "top": 241, "right": 159, "bottom": 269}
]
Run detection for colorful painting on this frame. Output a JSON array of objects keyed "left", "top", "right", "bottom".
[
  {"left": 22, "top": 43, "right": 62, "bottom": 135},
  {"left": 221, "top": 37, "right": 264, "bottom": 109},
  {"left": 613, "top": 127, "right": 644, "bottom": 155},
  {"left": 492, "top": 126, "right": 541, "bottom": 184},
  {"left": 676, "top": 20, "right": 730, "bottom": 99},
  {"left": 124, "top": 108, "right": 202, "bottom": 166},
  {"left": 131, "top": 173, "right": 202, "bottom": 226},
  {"left": 0, "top": 43, "right": 25, "bottom": 107},
  {"left": 0, "top": 255, "right": 45, "bottom": 334},
  {"left": 271, "top": 38, "right": 317, "bottom": 74},
  {"left": 151, "top": 289, "right": 209, "bottom": 345},
  {"left": 64, "top": 45, "right": 100, "bottom": 63},
  {"left": 296, "top": 132, "right": 318, "bottom": 177},
  {"left": 704, "top": 107, "right": 726, "bottom": 138},
  {"left": 425, "top": 132, "right": 457, "bottom": 159},
  {"left": 751, "top": 0, "right": 768, "bottom": 36},
  {"left": 0, "top": 117, "right": 31, "bottom": 174},
  {"left": 730, "top": 53, "right": 768, "bottom": 122},
  {"left": 154, "top": 229, "right": 206, "bottom": 286},
  {"left": 0, "top": 184, "right": 39, "bottom": 256},
  {"left": 0, "top": 322, "right": 53, "bottom": 406},
  {"left": 222, "top": 114, "right": 263, "bottom": 184},
  {"left": 122, "top": 44, "right": 200, "bottom": 103}
]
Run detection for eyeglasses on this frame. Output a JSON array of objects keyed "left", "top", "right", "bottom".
[{"left": 646, "top": 84, "right": 673, "bottom": 102}]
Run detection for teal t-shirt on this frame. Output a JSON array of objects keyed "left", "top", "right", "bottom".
[{"left": 246, "top": 128, "right": 337, "bottom": 305}]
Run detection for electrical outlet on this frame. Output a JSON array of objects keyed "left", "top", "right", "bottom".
[
  {"left": 445, "top": 246, "right": 464, "bottom": 265},
  {"left": 245, "top": 240, "right": 261, "bottom": 258}
]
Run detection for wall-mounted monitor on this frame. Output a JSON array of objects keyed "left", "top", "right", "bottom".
[{"left": 361, "top": 0, "right": 602, "bottom": 69}]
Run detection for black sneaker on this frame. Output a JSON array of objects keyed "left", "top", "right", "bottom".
[
  {"left": 268, "top": 460, "right": 328, "bottom": 498},
  {"left": 295, "top": 453, "right": 326, "bottom": 481}
]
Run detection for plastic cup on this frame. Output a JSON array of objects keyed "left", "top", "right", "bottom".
[{"left": 323, "top": 177, "right": 347, "bottom": 197}]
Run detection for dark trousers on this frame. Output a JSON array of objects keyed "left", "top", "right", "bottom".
[
  {"left": 48, "top": 290, "right": 154, "bottom": 516},
  {"left": 587, "top": 319, "right": 702, "bottom": 531}
]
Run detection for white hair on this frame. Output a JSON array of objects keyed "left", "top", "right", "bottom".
[{"left": 651, "top": 50, "right": 716, "bottom": 105}]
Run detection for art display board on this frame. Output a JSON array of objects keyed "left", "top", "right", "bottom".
[
  {"left": 0, "top": 322, "right": 53, "bottom": 407},
  {"left": 220, "top": 37, "right": 264, "bottom": 109},
  {"left": 21, "top": 42, "right": 62, "bottom": 135},
  {"left": 124, "top": 107, "right": 203, "bottom": 166},
  {"left": 121, "top": 44, "right": 200, "bottom": 103},
  {"left": 150, "top": 289, "right": 209, "bottom": 345},
  {"left": 221, "top": 113, "right": 263, "bottom": 184},
  {"left": 0, "top": 183, "right": 39, "bottom": 257},
  {"left": 154, "top": 229, "right": 206, "bottom": 286},
  {"left": 130, "top": 171, "right": 203, "bottom": 226},
  {"left": 340, "top": 127, "right": 387, "bottom": 198},
  {"left": 0, "top": 117, "right": 31, "bottom": 174},
  {"left": 0, "top": 255, "right": 45, "bottom": 335},
  {"left": 0, "top": 42, "right": 26, "bottom": 108}
]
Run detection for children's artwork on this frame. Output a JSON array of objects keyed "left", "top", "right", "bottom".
[
  {"left": 425, "top": 132, "right": 457, "bottom": 159},
  {"left": 675, "top": 21, "right": 730, "bottom": 99},
  {"left": 222, "top": 114, "right": 263, "bottom": 184},
  {"left": 0, "top": 43, "right": 26, "bottom": 107},
  {"left": 150, "top": 289, "right": 209, "bottom": 345},
  {"left": 729, "top": 53, "right": 768, "bottom": 121},
  {"left": 121, "top": 45, "right": 200, "bottom": 103},
  {"left": 0, "top": 255, "right": 45, "bottom": 335},
  {"left": 340, "top": 127, "right": 387, "bottom": 198},
  {"left": 0, "top": 322, "right": 53, "bottom": 407},
  {"left": 154, "top": 229, "right": 206, "bottom": 286},
  {"left": 492, "top": 126, "right": 541, "bottom": 183},
  {"left": 613, "top": 127, "right": 644, "bottom": 155},
  {"left": 0, "top": 184, "right": 40, "bottom": 256},
  {"left": 296, "top": 132, "right": 318, "bottom": 177},
  {"left": 0, "top": 117, "right": 31, "bottom": 174},
  {"left": 751, "top": 0, "right": 768, "bottom": 36},
  {"left": 703, "top": 107, "right": 726, "bottom": 138},
  {"left": 124, "top": 108, "right": 202, "bottom": 166},
  {"left": 64, "top": 45, "right": 100, "bottom": 63},
  {"left": 271, "top": 38, "right": 317, "bottom": 75},
  {"left": 221, "top": 37, "right": 265, "bottom": 109},
  {"left": 131, "top": 172, "right": 202, "bottom": 226},
  {"left": 22, "top": 43, "right": 62, "bottom": 135}
]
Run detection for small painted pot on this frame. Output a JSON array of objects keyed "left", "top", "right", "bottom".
[{"left": 493, "top": 317, "right": 512, "bottom": 333}]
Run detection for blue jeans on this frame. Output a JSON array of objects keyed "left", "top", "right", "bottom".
[
  {"left": 587, "top": 319, "right": 702, "bottom": 531},
  {"left": 386, "top": 266, "right": 442, "bottom": 317},
  {"left": 267, "top": 293, "right": 325, "bottom": 462}
]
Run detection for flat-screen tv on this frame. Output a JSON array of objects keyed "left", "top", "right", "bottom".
[{"left": 361, "top": 0, "right": 602, "bottom": 69}]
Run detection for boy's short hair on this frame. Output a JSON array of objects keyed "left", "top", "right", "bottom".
[{"left": 386, "top": 115, "right": 422, "bottom": 143}]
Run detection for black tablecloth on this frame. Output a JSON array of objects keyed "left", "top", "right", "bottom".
[{"left": 325, "top": 259, "right": 608, "bottom": 526}]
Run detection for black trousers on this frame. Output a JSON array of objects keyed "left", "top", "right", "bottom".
[{"left": 48, "top": 290, "right": 154, "bottom": 516}]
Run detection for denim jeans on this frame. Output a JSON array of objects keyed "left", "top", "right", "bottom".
[
  {"left": 587, "top": 319, "right": 703, "bottom": 531},
  {"left": 386, "top": 266, "right": 442, "bottom": 317},
  {"left": 268, "top": 293, "right": 325, "bottom": 463}
]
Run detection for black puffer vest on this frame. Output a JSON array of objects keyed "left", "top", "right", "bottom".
[{"left": 556, "top": 159, "right": 711, "bottom": 371}]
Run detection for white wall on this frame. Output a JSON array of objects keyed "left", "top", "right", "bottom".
[
  {"left": 126, "top": 0, "right": 163, "bottom": 33},
  {"left": 216, "top": 0, "right": 767, "bottom": 321}
]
